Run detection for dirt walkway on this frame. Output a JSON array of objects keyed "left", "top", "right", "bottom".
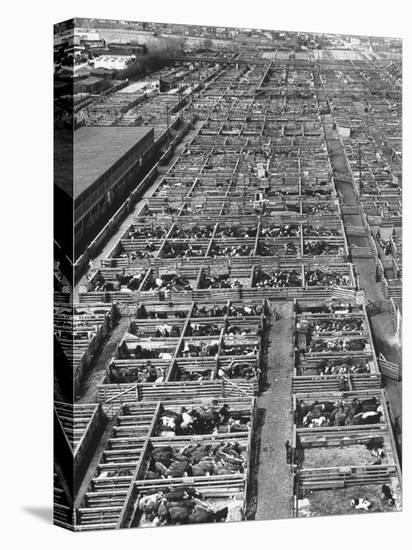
[
  {"left": 76, "top": 316, "right": 130, "bottom": 404},
  {"left": 255, "top": 302, "right": 294, "bottom": 520}
]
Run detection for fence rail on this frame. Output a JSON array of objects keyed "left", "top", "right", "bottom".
[{"left": 378, "top": 353, "right": 401, "bottom": 381}]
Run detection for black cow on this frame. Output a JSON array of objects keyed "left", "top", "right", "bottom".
[{"left": 381, "top": 484, "right": 395, "bottom": 506}]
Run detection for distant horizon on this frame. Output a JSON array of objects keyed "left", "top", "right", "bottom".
[{"left": 54, "top": 17, "right": 402, "bottom": 42}]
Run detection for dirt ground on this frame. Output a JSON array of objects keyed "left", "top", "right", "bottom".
[
  {"left": 298, "top": 483, "right": 399, "bottom": 517},
  {"left": 253, "top": 302, "right": 295, "bottom": 520},
  {"left": 302, "top": 445, "right": 387, "bottom": 468},
  {"left": 76, "top": 316, "right": 131, "bottom": 403}
]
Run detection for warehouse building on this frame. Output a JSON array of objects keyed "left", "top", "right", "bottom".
[
  {"left": 73, "top": 76, "right": 108, "bottom": 95},
  {"left": 73, "top": 126, "right": 154, "bottom": 250}
]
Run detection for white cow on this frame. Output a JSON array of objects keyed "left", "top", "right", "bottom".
[{"left": 351, "top": 498, "right": 372, "bottom": 510}]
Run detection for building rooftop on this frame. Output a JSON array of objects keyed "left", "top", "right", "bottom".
[
  {"left": 74, "top": 126, "right": 153, "bottom": 199},
  {"left": 56, "top": 126, "right": 153, "bottom": 200},
  {"left": 76, "top": 76, "right": 104, "bottom": 87}
]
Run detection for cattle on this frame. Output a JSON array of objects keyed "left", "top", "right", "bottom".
[
  {"left": 302, "top": 410, "right": 328, "bottom": 427},
  {"left": 351, "top": 498, "right": 372, "bottom": 511},
  {"left": 139, "top": 490, "right": 229, "bottom": 526},
  {"left": 165, "top": 487, "right": 201, "bottom": 501},
  {"left": 137, "top": 492, "right": 163, "bottom": 514},
  {"left": 214, "top": 418, "right": 250, "bottom": 434},
  {"left": 101, "top": 468, "right": 132, "bottom": 478},
  {"left": 147, "top": 366, "right": 158, "bottom": 383},
  {"left": 178, "top": 369, "right": 213, "bottom": 382},
  {"left": 296, "top": 398, "right": 383, "bottom": 428},
  {"left": 205, "top": 343, "right": 219, "bottom": 356},
  {"left": 167, "top": 459, "right": 190, "bottom": 478},
  {"left": 154, "top": 370, "right": 166, "bottom": 384},
  {"left": 309, "top": 416, "right": 326, "bottom": 427},
  {"left": 180, "top": 408, "right": 194, "bottom": 430},
  {"left": 381, "top": 484, "right": 395, "bottom": 506},
  {"left": 158, "top": 498, "right": 194, "bottom": 523},
  {"left": 371, "top": 447, "right": 385, "bottom": 459},
  {"left": 255, "top": 268, "right": 302, "bottom": 288},
  {"left": 136, "top": 304, "right": 148, "bottom": 319},
  {"left": 309, "top": 400, "right": 335, "bottom": 413},
  {"left": 350, "top": 399, "right": 363, "bottom": 416},
  {"left": 363, "top": 438, "right": 385, "bottom": 456},
  {"left": 351, "top": 411, "right": 382, "bottom": 425},
  {"left": 187, "top": 503, "right": 228, "bottom": 524},
  {"left": 127, "top": 275, "right": 143, "bottom": 291},
  {"left": 118, "top": 341, "right": 130, "bottom": 358},
  {"left": 146, "top": 441, "right": 246, "bottom": 479},
  {"left": 219, "top": 404, "right": 231, "bottom": 424},
  {"left": 160, "top": 415, "right": 176, "bottom": 430},
  {"left": 156, "top": 404, "right": 249, "bottom": 437}
]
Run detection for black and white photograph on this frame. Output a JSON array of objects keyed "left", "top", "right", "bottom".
[{"left": 52, "top": 15, "right": 403, "bottom": 532}]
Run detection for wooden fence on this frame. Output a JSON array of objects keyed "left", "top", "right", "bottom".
[
  {"left": 297, "top": 464, "right": 397, "bottom": 490},
  {"left": 378, "top": 353, "right": 401, "bottom": 381}
]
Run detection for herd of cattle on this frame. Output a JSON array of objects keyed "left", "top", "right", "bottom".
[
  {"left": 145, "top": 440, "right": 247, "bottom": 479},
  {"left": 295, "top": 396, "right": 383, "bottom": 428},
  {"left": 54, "top": 50, "right": 401, "bottom": 530},
  {"left": 135, "top": 487, "right": 232, "bottom": 527},
  {"left": 292, "top": 301, "right": 400, "bottom": 515},
  {"left": 156, "top": 403, "right": 250, "bottom": 437}
]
